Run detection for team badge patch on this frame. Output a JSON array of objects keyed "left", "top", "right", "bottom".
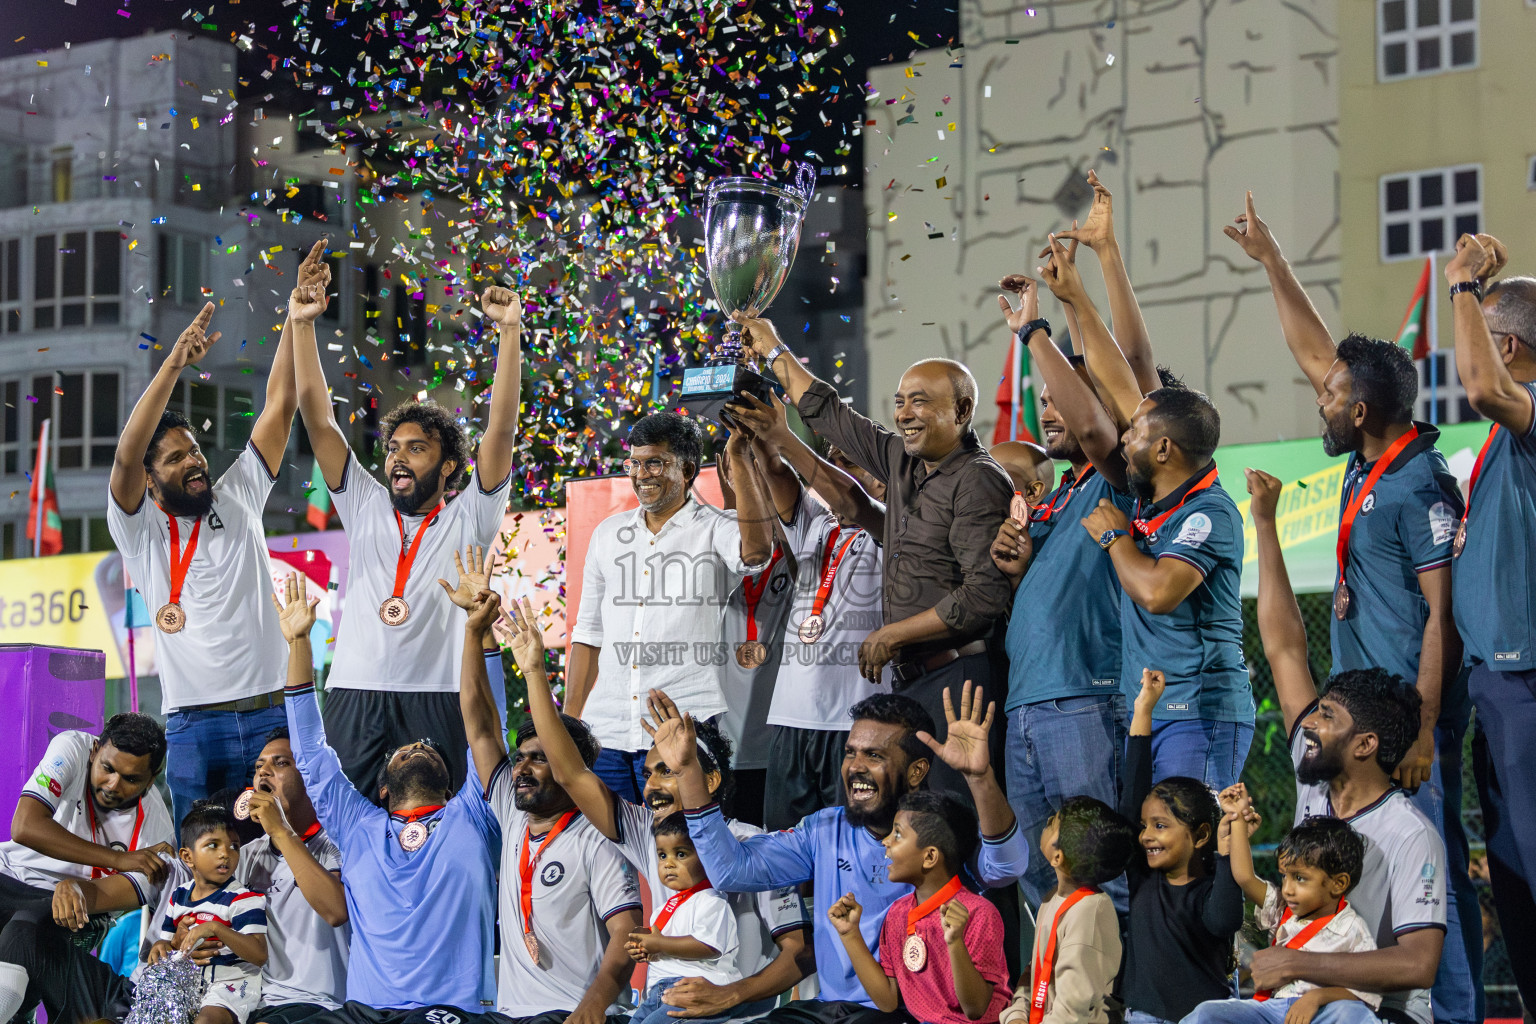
[
  {"left": 1173, "top": 513, "right": 1212, "bottom": 548},
  {"left": 1428, "top": 502, "right": 1457, "bottom": 545}
]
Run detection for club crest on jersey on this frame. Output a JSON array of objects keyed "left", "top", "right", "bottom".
[
  {"left": 206, "top": 510, "right": 225, "bottom": 531},
  {"left": 540, "top": 861, "right": 565, "bottom": 886},
  {"left": 771, "top": 574, "right": 790, "bottom": 594},
  {"left": 1360, "top": 493, "right": 1376, "bottom": 515}
]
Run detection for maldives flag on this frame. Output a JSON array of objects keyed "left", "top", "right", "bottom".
[
  {"left": 27, "top": 418, "right": 63, "bottom": 556},
  {"left": 305, "top": 458, "right": 334, "bottom": 531},
  {"left": 992, "top": 331, "right": 1040, "bottom": 445},
  {"left": 1395, "top": 254, "right": 1433, "bottom": 361}
]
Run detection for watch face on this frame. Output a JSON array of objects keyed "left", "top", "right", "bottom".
[{"left": 1099, "top": 530, "right": 1119, "bottom": 548}]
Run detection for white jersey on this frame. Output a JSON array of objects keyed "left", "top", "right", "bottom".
[
  {"left": 720, "top": 545, "right": 795, "bottom": 769},
  {"left": 614, "top": 798, "right": 807, "bottom": 993},
  {"left": 768, "top": 492, "right": 888, "bottom": 731},
  {"left": 1291, "top": 713, "right": 1445, "bottom": 1024},
  {"left": 107, "top": 442, "right": 287, "bottom": 713},
  {"left": 487, "top": 761, "right": 643, "bottom": 1017},
  {"left": 326, "top": 451, "right": 511, "bottom": 693},
  {"left": 646, "top": 886, "right": 741, "bottom": 988},
  {"left": 242, "top": 829, "right": 350, "bottom": 1009},
  {"left": 0, "top": 731, "right": 173, "bottom": 906}
]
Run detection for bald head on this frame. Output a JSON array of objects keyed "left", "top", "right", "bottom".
[
  {"left": 990, "top": 441, "right": 1055, "bottom": 505},
  {"left": 905, "top": 359, "right": 977, "bottom": 425},
  {"left": 894, "top": 359, "right": 980, "bottom": 464}
]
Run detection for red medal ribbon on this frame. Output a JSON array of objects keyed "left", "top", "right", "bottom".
[
  {"left": 1458, "top": 424, "right": 1500, "bottom": 535},
  {"left": 652, "top": 878, "right": 712, "bottom": 931},
  {"left": 390, "top": 504, "right": 444, "bottom": 602},
  {"left": 906, "top": 874, "right": 964, "bottom": 936},
  {"left": 1254, "top": 898, "right": 1347, "bottom": 1000},
  {"left": 164, "top": 513, "right": 202, "bottom": 607},
  {"left": 1029, "top": 466, "right": 1097, "bottom": 524},
  {"left": 85, "top": 794, "right": 145, "bottom": 880},
  {"left": 1133, "top": 466, "right": 1220, "bottom": 539},
  {"left": 739, "top": 546, "right": 784, "bottom": 644},
  {"left": 807, "top": 527, "right": 861, "bottom": 620},
  {"left": 390, "top": 804, "right": 445, "bottom": 823},
  {"left": 1029, "top": 886, "right": 1099, "bottom": 1023},
  {"left": 295, "top": 821, "right": 322, "bottom": 843},
  {"left": 519, "top": 810, "right": 579, "bottom": 940},
  {"left": 1335, "top": 426, "right": 1420, "bottom": 589}
]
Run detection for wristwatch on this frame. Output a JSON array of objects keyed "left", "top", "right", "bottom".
[
  {"left": 1448, "top": 280, "right": 1483, "bottom": 302},
  {"left": 1016, "top": 318, "right": 1051, "bottom": 343},
  {"left": 763, "top": 343, "right": 790, "bottom": 366},
  {"left": 1098, "top": 529, "right": 1129, "bottom": 551}
]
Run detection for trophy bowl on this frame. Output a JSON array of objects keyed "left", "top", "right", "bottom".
[{"left": 680, "top": 164, "right": 815, "bottom": 424}]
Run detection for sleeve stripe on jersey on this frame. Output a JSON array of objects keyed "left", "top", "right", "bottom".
[
  {"left": 247, "top": 439, "right": 280, "bottom": 483},
  {"left": 125, "top": 874, "right": 146, "bottom": 907},
  {"left": 284, "top": 681, "right": 317, "bottom": 699},
  {"left": 19, "top": 790, "right": 58, "bottom": 814},
  {"left": 684, "top": 802, "right": 724, "bottom": 822},
  {"left": 329, "top": 456, "right": 351, "bottom": 494},
  {"left": 600, "top": 901, "right": 644, "bottom": 922},
  {"left": 770, "top": 921, "right": 810, "bottom": 938},
  {"left": 228, "top": 890, "right": 265, "bottom": 904},
  {"left": 1155, "top": 551, "right": 1209, "bottom": 577},
  {"left": 109, "top": 490, "right": 146, "bottom": 516},
  {"left": 476, "top": 464, "right": 513, "bottom": 496},
  {"left": 484, "top": 757, "right": 511, "bottom": 800},
  {"left": 1415, "top": 557, "right": 1452, "bottom": 572},
  {"left": 981, "top": 820, "right": 1019, "bottom": 845},
  {"left": 1393, "top": 922, "right": 1448, "bottom": 937}
]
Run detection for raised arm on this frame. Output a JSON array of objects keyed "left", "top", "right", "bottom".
[
  {"left": 1038, "top": 234, "right": 1143, "bottom": 429},
  {"left": 1217, "top": 783, "right": 1268, "bottom": 905},
  {"left": 504, "top": 597, "right": 621, "bottom": 841},
  {"left": 828, "top": 896, "right": 900, "bottom": 1013},
  {"left": 291, "top": 272, "right": 352, "bottom": 490},
  {"left": 734, "top": 314, "right": 817, "bottom": 405},
  {"left": 916, "top": 682, "right": 1015, "bottom": 839},
  {"left": 249, "top": 238, "right": 327, "bottom": 474},
  {"left": 999, "top": 274, "right": 1128, "bottom": 489},
  {"left": 1246, "top": 469, "right": 1318, "bottom": 734},
  {"left": 1222, "top": 192, "right": 1336, "bottom": 395},
  {"left": 1056, "top": 171, "right": 1160, "bottom": 396},
  {"left": 725, "top": 427, "right": 774, "bottom": 568},
  {"left": 462, "top": 593, "right": 510, "bottom": 792},
  {"left": 110, "top": 303, "right": 218, "bottom": 512},
  {"left": 475, "top": 286, "right": 524, "bottom": 488},
  {"left": 1447, "top": 234, "right": 1536, "bottom": 434}
]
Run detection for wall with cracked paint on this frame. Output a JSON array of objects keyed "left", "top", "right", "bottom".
[{"left": 858, "top": 0, "right": 1340, "bottom": 447}]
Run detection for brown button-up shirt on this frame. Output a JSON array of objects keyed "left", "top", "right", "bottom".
[{"left": 796, "top": 378, "right": 1014, "bottom": 652}]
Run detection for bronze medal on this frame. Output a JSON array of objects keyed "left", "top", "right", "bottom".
[
  {"left": 379, "top": 595, "right": 410, "bottom": 626},
  {"left": 1452, "top": 520, "right": 1467, "bottom": 558},
  {"left": 1333, "top": 580, "right": 1350, "bottom": 620},
  {"left": 902, "top": 933, "right": 927, "bottom": 972},
  {"left": 524, "top": 931, "right": 541, "bottom": 964},
  {"left": 398, "top": 819, "right": 429, "bottom": 852},
  {"left": 797, "top": 614, "right": 825, "bottom": 644},
  {"left": 1010, "top": 492, "right": 1030, "bottom": 524},
  {"left": 155, "top": 602, "right": 186, "bottom": 634},
  {"left": 736, "top": 641, "right": 767, "bottom": 669},
  {"left": 233, "top": 789, "right": 254, "bottom": 820}
]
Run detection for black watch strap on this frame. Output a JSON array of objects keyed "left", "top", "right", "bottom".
[
  {"left": 1017, "top": 318, "right": 1051, "bottom": 343},
  {"left": 1449, "top": 280, "right": 1483, "bottom": 301}
]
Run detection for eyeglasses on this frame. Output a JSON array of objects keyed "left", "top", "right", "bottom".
[{"left": 623, "top": 457, "right": 676, "bottom": 477}]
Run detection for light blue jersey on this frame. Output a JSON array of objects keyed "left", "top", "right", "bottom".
[
  {"left": 684, "top": 801, "right": 1027, "bottom": 1006},
  {"left": 284, "top": 680, "right": 500, "bottom": 1011}
]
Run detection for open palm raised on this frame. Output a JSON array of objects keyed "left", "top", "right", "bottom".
[{"left": 917, "top": 680, "right": 996, "bottom": 779}]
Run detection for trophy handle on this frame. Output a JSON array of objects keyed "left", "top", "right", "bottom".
[{"left": 790, "top": 162, "right": 818, "bottom": 204}]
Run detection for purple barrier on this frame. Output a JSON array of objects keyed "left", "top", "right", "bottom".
[{"left": 0, "top": 645, "right": 106, "bottom": 842}]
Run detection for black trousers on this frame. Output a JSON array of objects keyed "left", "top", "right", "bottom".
[
  {"left": 322, "top": 688, "right": 469, "bottom": 803},
  {"left": 764, "top": 726, "right": 847, "bottom": 831},
  {"left": 0, "top": 874, "right": 133, "bottom": 1024},
  {"left": 890, "top": 650, "right": 1004, "bottom": 800},
  {"left": 730, "top": 768, "right": 768, "bottom": 828}
]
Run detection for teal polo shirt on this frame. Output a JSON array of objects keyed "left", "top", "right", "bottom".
[{"left": 1121, "top": 467, "right": 1253, "bottom": 722}]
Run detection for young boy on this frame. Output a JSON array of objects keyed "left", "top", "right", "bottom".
[
  {"left": 626, "top": 815, "right": 740, "bottom": 1024},
  {"left": 828, "top": 791, "right": 1011, "bottom": 1024},
  {"left": 1002, "top": 796, "right": 1136, "bottom": 1024},
  {"left": 1183, "top": 785, "right": 1381, "bottom": 1024},
  {"left": 147, "top": 801, "right": 268, "bottom": 1024}
]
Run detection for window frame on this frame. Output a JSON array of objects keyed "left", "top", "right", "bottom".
[
  {"left": 31, "top": 229, "right": 123, "bottom": 330},
  {"left": 1379, "top": 163, "right": 1482, "bottom": 263},
  {"left": 1377, "top": 0, "right": 1479, "bottom": 82}
]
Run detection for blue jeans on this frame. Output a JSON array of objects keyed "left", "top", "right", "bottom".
[
  {"left": 1405, "top": 671, "right": 1479, "bottom": 1024},
  {"left": 594, "top": 747, "right": 648, "bottom": 806},
  {"left": 164, "top": 703, "right": 288, "bottom": 839},
  {"left": 1181, "top": 997, "right": 1382, "bottom": 1024},
  {"left": 1148, "top": 719, "right": 1254, "bottom": 791},
  {"left": 630, "top": 981, "right": 774, "bottom": 1024},
  {"left": 1126, "top": 1012, "right": 1178, "bottom": 1024},
  {"left": 1004, "top": 694, "right": 1128, "bottom": 910}
]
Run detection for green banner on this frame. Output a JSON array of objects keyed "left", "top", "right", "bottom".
[{"left": 1207, "top": 422, "right": 1488, "bottom": 596}]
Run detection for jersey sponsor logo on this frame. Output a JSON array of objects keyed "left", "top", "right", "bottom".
[
  {"left": 1091, "top": 678, "right": 1117, "bottom": 687},
  {"left": 1494, "top": 651, "right": 1522, "bottom": 662},
  {"left": 1173, "top": 513, "right": 1212, "bottom": 548},
  {"left": 34, "top": 773, "right": 62, "bottom": 798},
  {"left": 1165, "top": 702, "right": 1190, "bottom": 711},
  {"left": 1428, "top": 502, "right": 1457, "bottom": 545},
  {"left": 540, "top": 861, "right": 565, "bottom": 886},
  {"left": 1360, "top": 492, "right": 1376, "bottom": 515}
]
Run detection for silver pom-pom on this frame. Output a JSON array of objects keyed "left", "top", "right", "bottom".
[{"left": 126, "top": 951, "right": 202, "bottom": 1024}]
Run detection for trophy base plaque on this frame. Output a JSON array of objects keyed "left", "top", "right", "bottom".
[{"left": 679, "top": 364, "right": 779, "bottom": 425}]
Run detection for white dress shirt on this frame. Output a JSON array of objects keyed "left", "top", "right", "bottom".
[{"left": 571, "top": 494, "right": 763, "bottom": 750}]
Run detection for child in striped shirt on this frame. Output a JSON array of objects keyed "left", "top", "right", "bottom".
[{"left": 148, "top": 801, "right": 267, "bottom": 1024}]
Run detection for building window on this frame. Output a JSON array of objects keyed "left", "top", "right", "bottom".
[
  {"left": 159, "top": 234, "right": 205, "bottom": 306},
  {"left": 0, "top": 239, "right": 18, "bottom": 333},
  {"left": 167, "top": 382, "right": 255, "bottom": 477},
  {"left": 1, "top": 379, "right": 18, "bottom": 476},
  {"left": 0, "top": 141, "right": 24, "bottom": 210},
  {"left": 33, "top": 230, "right": 122, "bottom": 329},
  {"left": 1380, "top": 164, "right": 1480, "bottom": 261},
  {"left": 1416, "top": 350, "right": 1480, "bottom": 425},
  {"left": 1379, "top": 0, "right": 1477, "bottom": 80},
  {"left": 30, "top": 372, "right": 121, "bottom": 471}
]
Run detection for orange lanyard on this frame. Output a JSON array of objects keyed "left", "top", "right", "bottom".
[
  {"left": 652, "top": 879, "right": 712, "bottom": 930},
  {"left": 1133, "top": 466, "right": 1219, "bottom": 539},
  {"left": 165, "top": 513, "right": 202, "bottom": 606},
  {"left": 519, "top": 810, "right": 578, "bottom": 938},
  {"left": 390, "top": 505, "right": 444, "bottom": 600},
  {"left": 85, "top": 796, "right": 145, "bottom": 880},
  {"left": 1336, "top": 426, "right": 1419, "bottom": 584},
  {"left": 907, "top": 875, "right": 964, "bottom": 936},
  {"left": 1030, "top": 466, "right": 1097, "bottom": 524},
  {"left": 1254, "top": 899, "right": 1346, "bottom": 1000},
  {"left": 739, "top": 546, "right": 784, "bottom": 643},
  {"left": 1461, "top": 425, "right": 1500, "bottom": 526},
  {"left": 1029, "top": 887, "right": 1097, "bottom": 1022},
  {"left": 808, "top": 528, "right": 860, "bottom": 619}
]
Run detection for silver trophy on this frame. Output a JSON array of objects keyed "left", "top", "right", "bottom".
[{"left": 680, "top": 163, "right": 816, "bottom": 423}]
